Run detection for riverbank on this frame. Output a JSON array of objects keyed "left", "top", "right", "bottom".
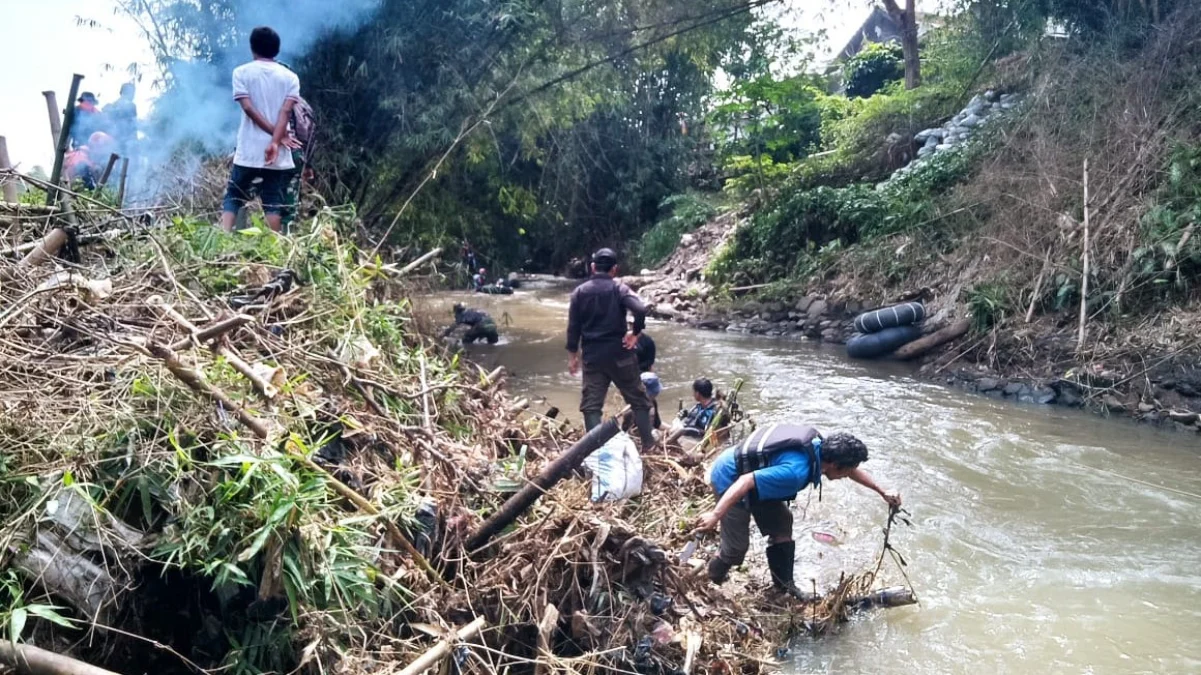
[{"left": 637, "top": 240, "right": 1201, "bottom": 435}]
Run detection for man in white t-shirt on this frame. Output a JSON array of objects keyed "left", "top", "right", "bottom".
[{"left": 221, "top": 26, "right": 301, "bottom": 233}]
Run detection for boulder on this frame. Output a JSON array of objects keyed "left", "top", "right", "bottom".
[
  {"left": 961, "top": 114, "right": 981, "bottom": 128},
  {"left": 935, "top": 144, "right": 954, "bottom": 153},
  {"left": 680, "top": 233, "right": 695, "bottom": 246},
  {"left": 821, "top": 328, "right": 840, "bottom": 342},
  {"left": 1168, "top": 410, "right": 1199, "bottom": 424},
  {"left": 985, "top": 90, "right": 999, "bottom": 102},
  {"left": 806, "top": 299, "right": 828, "bottom": 320},
  {"left": 977, "top": 377, "right": 1003, "bottom": 392},
  {"left": 1137, "top": 402, "right": 1156, "bottom": 414},
  {"left": 796, "top": 295, "right": 817, "bottom": 312},
  {"left": 1003, "top": 382, "right": 1027, "bottom": 397},
  {"left": 1102, "top": 395, "right": 1126, "bottom": 412},
  {"left": 1030, "top": 387, "right": 1057, "bottom": 405},
  {"left": 917, "top": 146, "right": 935, "bottom": 159},
  {"left": 915, "top": 128, "right": 944, "bottom": 143},
  {"left": 845, "top": 300, "right": 863, "bottom": 315}
]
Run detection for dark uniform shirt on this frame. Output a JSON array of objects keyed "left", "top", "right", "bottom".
[
  {"left": 455, "top": 308, "right": 490, "bottom": 327},
  {"left": 635, "top": 333, "right": 656, "bottom": 372},
  {"left": 566, "top": 274, "right": 647, "bottom": 365}
]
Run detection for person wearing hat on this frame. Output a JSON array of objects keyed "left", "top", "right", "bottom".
[
  {"left": 472, "top": 268, "right": 488, "bottom": 292},
  {"left": 443, "top": 302, "right": 499, "bottom": 344},
  {"left": 566, "top": 248, "right": 656, "bottom": 447},
  {"left": 70, "top": 92, "right": 107, "bottom": 149}
]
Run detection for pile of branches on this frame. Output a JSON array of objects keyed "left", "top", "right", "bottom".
[{"left": 0, "top": 185, "right": 906, "bottom": 675}]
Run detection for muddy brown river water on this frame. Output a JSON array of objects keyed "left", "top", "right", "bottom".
[{"left": 416, "top": 288, "right": 1201, "bottom": 674}]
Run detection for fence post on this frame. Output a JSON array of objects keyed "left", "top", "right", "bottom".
[{"left": 47, "top": 75, "right": 83, "bottom": 206}]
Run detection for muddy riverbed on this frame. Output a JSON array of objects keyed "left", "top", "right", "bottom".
[{"left": 415, "top": 288, "right": 1201, "bottom": 674}]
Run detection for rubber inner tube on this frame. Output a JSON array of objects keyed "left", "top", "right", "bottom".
[
  {"left": 853, "top": 302, "right": 925, "bottom": 334},
  {"left": 846, "top": 324, "right": 922, "bottom": 359}
]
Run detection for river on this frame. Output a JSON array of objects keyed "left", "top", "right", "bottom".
[{"left": 416, "top": 288, "right": 1201, "bottom": 674}]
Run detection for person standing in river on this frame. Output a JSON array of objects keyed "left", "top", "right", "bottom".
[
  {"left": 566, "top": 248, "right": 656, "bottom": 447},
  {"left": 695, "top": 423, "right": 900, "bottom": 598}
]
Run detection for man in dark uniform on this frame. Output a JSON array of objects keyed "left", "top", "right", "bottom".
[
  {"left": 566, "top": 248, "right": 656, "bottom": 447},
  {"left": 444, "top": 303, "right": 499, "bottom": 344},
  {"left": 696, "top": 423, "right": 901, "bottom": 597}
]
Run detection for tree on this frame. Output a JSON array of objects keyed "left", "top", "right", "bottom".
[{"left": 881, "top": 0, "right": 921, "bottom": 88}]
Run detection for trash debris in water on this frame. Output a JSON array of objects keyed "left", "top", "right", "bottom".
[{"left": 812, "top": 531, "right": 840, "bottom": 546}]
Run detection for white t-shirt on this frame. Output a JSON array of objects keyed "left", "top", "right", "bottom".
[{"left": 231, "top": 59, "right": 300, "bottom": 170}]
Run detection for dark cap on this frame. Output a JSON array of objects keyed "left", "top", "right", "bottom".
[
  {"left": 78, "top": 92, "right": 98, "bottom": 103},
  {"left": 592, "top": 248, "right": 618, "bottom": 264}
]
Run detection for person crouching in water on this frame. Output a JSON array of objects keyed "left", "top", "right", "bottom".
[
  {"left": 677, "top": 378, "right": 718, "bottom": 438},
  {"left": 695, "top": 423, "right": 900, "bottom": 598},
  {"left": 443, "top": 303, "right": 499, "bottom": 344}
]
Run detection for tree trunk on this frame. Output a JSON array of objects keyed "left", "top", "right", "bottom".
[{"left": 883, "top": 0, "right": 922, "bottom": 89}]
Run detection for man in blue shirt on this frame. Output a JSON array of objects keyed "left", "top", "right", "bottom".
[{"left": 697, "top": 423, "right": 901, "bottom": 597}]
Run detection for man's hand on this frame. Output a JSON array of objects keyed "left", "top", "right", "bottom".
[
  {"left": 693, "top": 510, "right": 720, "bottom": 533},
  {"left": 623, "top": 331, "right": 638, "bottom": 350},
  {"left": 265, "top": 141, "right": 280, "bottom": 165},
  {"left": 883, "top": 493, "right": 902, "bottom": 508},
  {"left": 282, "top": 136, "right": 302, "bottom": 150},
  {"left": 568, "top": 351, "right": 580, "bottom": 376}
]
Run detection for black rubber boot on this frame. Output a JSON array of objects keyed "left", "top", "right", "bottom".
[
  {"left": 765, "top": 542, "right": 819, "bottom": 601},
  {"left": 583, "top": 411, "right": 603, "bottom": 432},
  {"left": 707, "top": 557, "right": 732, "bottom": 584},
  {"left": 633, "top": 407, "right": 656, "bottom": 448},
  {"left": 765, "top": 541, "right": 796, "bottom": 590}
]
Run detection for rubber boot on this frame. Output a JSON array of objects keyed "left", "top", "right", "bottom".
[
  {"left": 765, "top": 542, "right": 819, "bottom": 602},
  {"left": 707, "top": 557, "right": 732, "bottom": 584},
  {"left": 633, "top": 407, "right": 656, "bottom": 448},
  {"left": 583, "top": 410, "right": 603, "bottom": 432}
]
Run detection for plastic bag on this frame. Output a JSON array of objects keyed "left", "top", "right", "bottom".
[{"left": 583, "top": 431, "right": 644, "bottom": 502}]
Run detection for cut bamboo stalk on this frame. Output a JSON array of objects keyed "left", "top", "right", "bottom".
[
  {"left": 0, "top": 641, "right": 121, "bottom": 675},
  {"left": 534, "top": 603, "right": 560, "bottom": 675},
  {"left": 42, "top": 91, "right": 63, "bottom": 151},
  {"left": 1077, "top": 159, "right": 1090, "bottom": 353},
  {"left": 168, "top": 314, "right": 253, "bottom": 351},
  {"left": 149, "top": 342, "right": 272, "bottom": 439},
  {"left": 682, "top": 630, "right": 703, "bottom": 675},
  {"left": 398, "top": 617, "right": 486, "bottom": 675},
  {"left": 891, "top": 320, "right": 970, "bottom": 360},
  {"left": 379, "top": 247, "right": 444, "bottom": 278},
  {"left": 96, "top": 153, "right": 119, "bottom": 189},
  {"left": 18, "top": 228, "right": 68, "bottom": 268},
  {"left": 149, "top": 296, "right": 277, "bottom": 398},
  {"left": 47, "top": 75, "right": 83, "bottom": 206},
  {"left": 466, "top": 416, "right": 622, "bottom": 551},
  {"left": 0, "top": 136, "right": 18, "bottom": 204},
  {"left": 116, "top": 158, "right": 129, "bottom": 208}
]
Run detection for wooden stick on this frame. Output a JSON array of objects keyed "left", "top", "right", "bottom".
[
  {"left": 419, "top": 352, "right": 433, "bottom": 431},
  {"left": 0, "top": 136, "right": 18, "bottom": 204},
  {"left": 18, "top": 228, "right": 68, "bottom": 268},
  {"left": 398, "top": 616, "right": 486, "bottom": 675},
  {"left": 148, "top": 342, "right": 272, "bottom": 439},
  {"left": 42, "top": 91, "right": 63, "bottom": 152},
  {"left": 168, "top": 314, "right": 253, "bottom": 351},
  {"left": 1165, "top": 222, "right": 1194, "bottom": 271},
  {"left": 482, "top": 365, "right": 506, "bottom": 387},
  {"left": 149, "top": 296, "right": 277, "bottom": 398},
  {"left": 1077, "top": 159, "right": 1090, "bottom": 353},
  {"left": 466, "top": 417, "right": 621, "bottom": 551},
  {"left": 0, "top": 202, "right": 59, "bottom": 215},
  {"left": 116, "top": 158, "right": 129, "bottom": 208},
  {"left": 96, "top": 153, "right": 120, "bottom": 189},
  {"left": 381, "top": 247, "right": 444, "bottom": 278},
  {"left": 891, "top": 320, "right": 970, "bottom": 360},
  {"left": 0, "top": 641, "right": 121, "bottom": 675},
  {"left": 47, "top": 74, "right": 83, "bottom": 206},
  {"left": 1025, "top": 253, "right": 1049, "bottom": 323}
]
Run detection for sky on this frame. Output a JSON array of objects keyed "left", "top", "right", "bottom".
[
  {"left": 0, "top": 0, "right": 874, "bottom": 172},
  {"left": 0, "top": 0, "right": 156, "bottom": 171}
]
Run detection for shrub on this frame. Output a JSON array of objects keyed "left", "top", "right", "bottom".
[
  {"left": 843, "top": 42, "right": 905, "bottom": 99},
  {"left": 632, "top": 194, "right": 719, "bottom": 269}
]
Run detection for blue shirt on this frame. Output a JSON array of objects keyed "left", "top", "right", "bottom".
[{"left": 709, "top": 445, "right": 821, "bottom": 502}]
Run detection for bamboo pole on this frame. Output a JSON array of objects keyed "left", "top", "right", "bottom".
[
  {"left": 116, "top": 158, "right": 129, "bottom": 208},
  {"left": 466, "top": 417, "right": 621, "bottom": 551},
  {"left": 18, "top": 229, "right": 69, "bottom": 268},
  {"left": 168, "top": 314, "right": 253, "bottom": 351},
  {"left": 1025, "top": 253, "right": 1049, "bottom": 323},
  {"left": 0, "top": 137, "right": 18, "bottom": 203},
  {"left": 384, "top": 247, "right": 443, "bottom": 278},
  {"left": 0, "top": 641, "right": 121, "bottom": 675},
  {"left": 47, "top": 75, "right": 83, "bottom": 206},
  {"left": 1077, "top": 159, "right": 1090, "bottom": 353},
  {"left": 398, "top": 617, "right": 486, "bottom": 675},
  {"left": 96, "top": 153, "right": 120, "bottom": 189},
  {"left": 149, "top": 342, "right": 272, "bottom": 439},
  {"left": 149, "top": 297, "right": 278, "bottom": 398},
  {"left": 42, "top": 91, "right": 63, "bottom": 151}
]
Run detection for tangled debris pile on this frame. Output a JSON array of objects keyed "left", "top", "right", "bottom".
[{"left": 0, "top": 182, "right": 912, "bottom": 674}]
